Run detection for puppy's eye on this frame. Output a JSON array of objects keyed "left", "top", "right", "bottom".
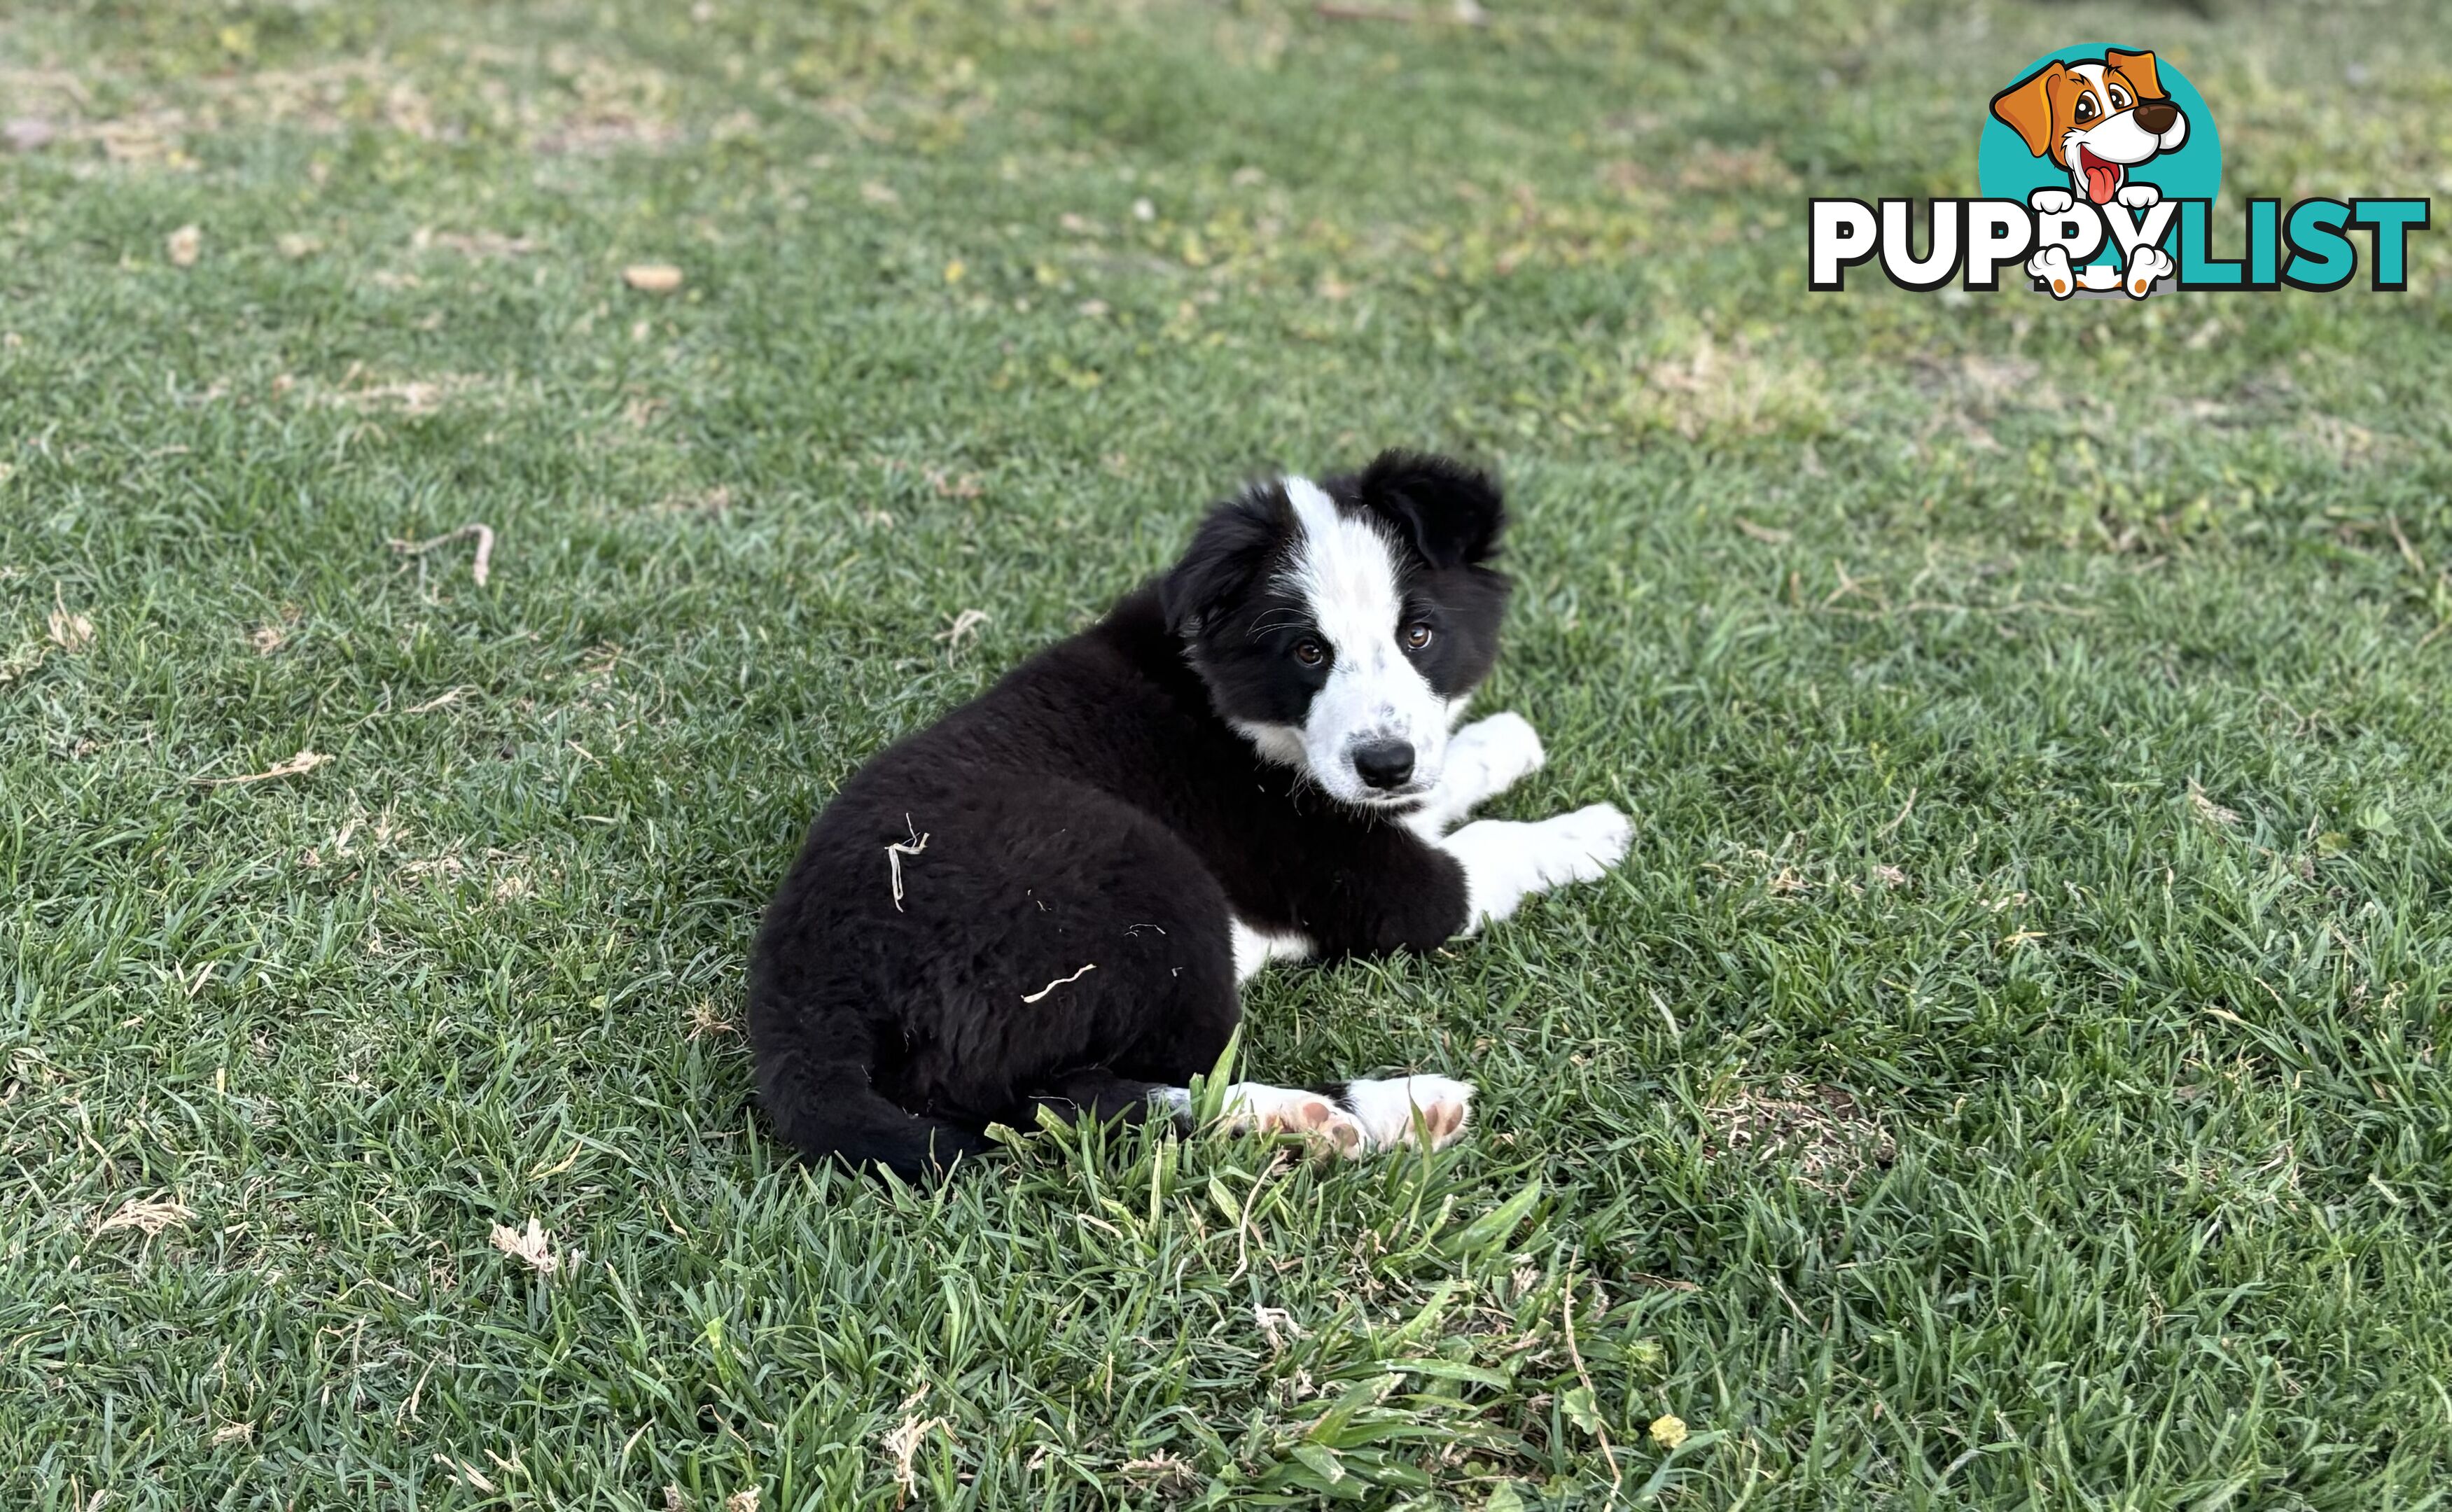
[
  {"left": 1293, "top": 639, "right": 1326, "bottom": 668},
  {"left": 2108, "top": 85, "right": 2131, "bottom": 109},
  {"left": 1401, "top": 622, "right": 1433, "bottom": 652},
  {"left": 2074, "top": 94, "right": 2098, "bottom": 122}
]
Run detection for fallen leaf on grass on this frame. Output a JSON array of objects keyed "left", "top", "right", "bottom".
[
  {"left": 1735, "top": 517, "right": 1792, "bottom": 545},
  {"left": 933, "top": 608, "right": 989, "bottom": 649},
  {"left": 47, "top": 587, "right": 93, "bottom": 652},
  {"left": 2187, "top": 780, "right": 2241, "bottom": 828},
  {"left": 211, "top": 1421, "right": 254, "bottom": 1446},
  {"left": 167, "top": 223, "right": 202, "bottom": 267},
  {"left": 195, "top": 750, "right": 329, "bottom": 787},
  {"left": 664, "top": 1489, "right": 689, "bottom": 1512},
  {"left": 881, "top": 1394, "right": 947, "bottom": 1507},
  {"left": 724, "top": 1491, "right": 760, "bottom": 1512},
  {"left": 489, "top": 1216, "right": 562, "bottom": 1278},
  {"left": 422, "top": 229, "right": 538, "bottom": 259},
  {"left": 389, "top": 522, "right": 495, "bottom": 586},
  {"left": 4, "top": 118, "right": 57, "bottom": 153},
  {"left": 1120, "top": 1453, "right": 1197, "bottom": 1490},
  {"left": 622, "top": 262, "right": 683, "bottom": 293},
  {"left": 95, "top": 1194, "right": 195, "bottom": 1236}
]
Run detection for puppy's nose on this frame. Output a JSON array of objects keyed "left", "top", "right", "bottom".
[
  {"left": 1351, "top": 739, "right": 1415, "bottom": 790},
  {"left": 2133, "top": 100, "right": 2179, "bottom": 134}
]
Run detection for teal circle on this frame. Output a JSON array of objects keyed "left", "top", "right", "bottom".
[{"left": 1977, "top": 42, "right": 2222, "bottom": 267}]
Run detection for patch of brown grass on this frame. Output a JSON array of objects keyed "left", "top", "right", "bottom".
[{"left": 1703, "top": 1079, "right": 1895, "bottom": 1195}]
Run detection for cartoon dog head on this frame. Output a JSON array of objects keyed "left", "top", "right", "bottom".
[{"left": 1991, "top": 49, "right": 2187, "bottom": 206}]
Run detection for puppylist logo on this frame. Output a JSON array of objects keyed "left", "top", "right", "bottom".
[{"left": 1811, "top": 43, "right": 2430, "bottom": 298}]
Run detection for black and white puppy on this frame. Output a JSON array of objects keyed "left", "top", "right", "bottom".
[{"left": 748, "top": 451, "right": 1629, "bottom": 1180}]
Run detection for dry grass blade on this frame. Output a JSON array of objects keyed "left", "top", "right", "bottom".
[
  {"left": 1704, "top": 1079, "right": 1895, "bottom": 1195},
  {"left": 489, "top": 1216, "right": 562, "bottom": 1277},
  {"left": 886, "top": 815, "right": 929, "bottom": 911},
  {"left": 47, "top": 585, "right": 94, "bottom": 652},
  {"left": 195, "top": 749, "right": 330, "bottom": 786},
  {"left": 389, "top": 522, "right": 496, "bottom": 587},
  {"left": 95, "top": 1194, "right": 196, "bottom": 1236},
  {"left": 933, "top": 608, "right": 990, "bottom": 651},
  {"left": 880, "top": 1392, "right": 947, "bottom": 1508},
  {"left": 622, "top": 262, "right": 684, "bottom": 293}
]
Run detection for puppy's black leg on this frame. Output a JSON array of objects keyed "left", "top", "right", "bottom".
[{"left": 1022, "top": 1068, "right": 1184, "bottom": 1133}]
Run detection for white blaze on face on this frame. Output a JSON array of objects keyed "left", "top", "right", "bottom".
[
  {"left": 1273, "top": 476, "right": 1448, "bottom": 804},
  {"left": 2061, "top": 62, "right": 2180, "bottom": 183}
]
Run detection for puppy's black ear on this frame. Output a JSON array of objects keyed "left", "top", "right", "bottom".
[
  {"left": 1162, "top": 491, "right": 1280, "bottom": 638},
  {"left": 1356, "top": 450, "right": 1505, "bottom": 570}
]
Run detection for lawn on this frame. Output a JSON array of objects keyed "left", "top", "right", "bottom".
[{"left": 4, "top": 0, "right": 2450, "bottom": 1506}]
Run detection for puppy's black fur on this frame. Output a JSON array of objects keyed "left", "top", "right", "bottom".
[{"left": 747, "top": 451, "right": 1507, "bottom": 1180}]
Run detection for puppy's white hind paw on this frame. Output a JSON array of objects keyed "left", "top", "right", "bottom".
[
  {"left": 2122, "top": 244, "right": 2175, "bottom": 298},
  {"left": 2115, "top": 183, "right": 2162, "bottom": 210},
  {"left": 1220, "top": 1083, "right": 1365, "bottom": 1159},
  {"left": 1337, "top": 1075, "right": 1474, "bottom": 1154},
  {"left": 2028, "top": 188, "right": 2075, "bottom": 216}
]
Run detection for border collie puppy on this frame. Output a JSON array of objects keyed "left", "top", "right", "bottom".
[{"left": 748, "top": 451, "right": 1629, "bottom": 1180}]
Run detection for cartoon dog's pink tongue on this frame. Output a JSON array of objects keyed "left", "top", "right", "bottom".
[{"left": 2077, "top": 147, "right": 2122, "bottom": 205}]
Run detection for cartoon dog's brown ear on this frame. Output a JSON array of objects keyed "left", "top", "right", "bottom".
[
  {"left": 2104, "top": 49, "right": 2166, "bottom": 102},
  {"left": 1989, "top": 62, "right": 2063, "bottom": 159}
]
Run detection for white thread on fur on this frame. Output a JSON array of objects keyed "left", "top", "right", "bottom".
[{"left": 1440, "top": 802, "right": 1632, "bottom": 930}]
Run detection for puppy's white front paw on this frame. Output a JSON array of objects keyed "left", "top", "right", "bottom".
[
  {"left": 1338, "top": 1075, "right": 1473, "bottom": 1153},
  {"left": 1444, "top": 803, "right": 1632, "bottom": 927},
  {"left": 1449, "top": 710, "right": 1545, "bottom": 794},
  {"left": 2028, "top": 188, "right": 2075, "bottom": 216},
  {"left": 2115, "top": 183, "right": 2161, "bottom": 210},
  {"left": 1220, "top": 1083, "right": 1365, "bottom": 1159},
  {"left": 1531, "top": 802, "right": 1633, "bottom": 886}
]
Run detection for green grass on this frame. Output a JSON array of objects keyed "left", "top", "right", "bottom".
[{"left": 4, "top": 0, "right": 2451, "bottom": 1506}]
